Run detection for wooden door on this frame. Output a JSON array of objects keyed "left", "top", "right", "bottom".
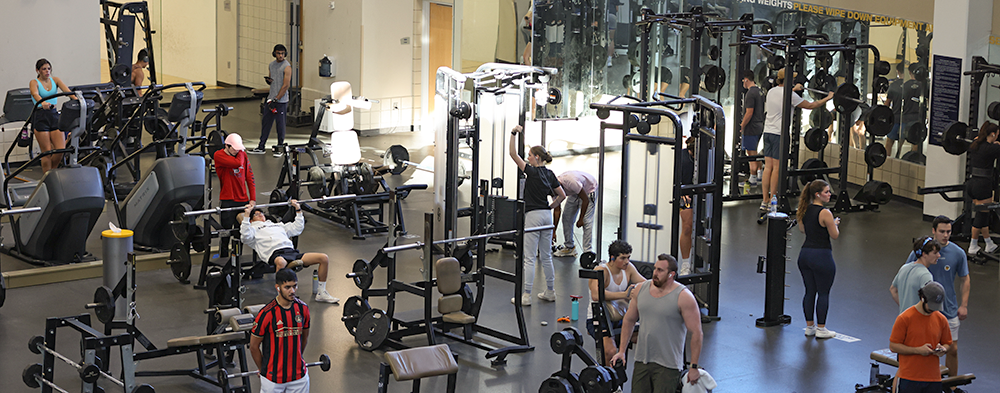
[{"left": 428, "top": 3, "right": 453, "bottom": 112}]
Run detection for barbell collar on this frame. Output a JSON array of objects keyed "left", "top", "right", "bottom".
[
  {"left": 183, "top": 194, "right": 359, "bottom": 217},
  {"left": 381, "top": 224, "right": 556, "bottom": 253},
  {"left": 802, "top": 87, "right": 865, "bottom": 104}
]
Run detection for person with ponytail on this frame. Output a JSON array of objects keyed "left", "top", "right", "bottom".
[
  {"left": 964, "top": 121, "right": 1000, "bottom": 254},
  {"left": 796, "top": 179, "right": 840, "bottom": 339},
  {"left": 509, "top": 125, "right": 566, "bottom": 306}
]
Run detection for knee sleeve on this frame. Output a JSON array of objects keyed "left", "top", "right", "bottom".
[{"left": 974, "top": 210, "right": 990, "bottom": 228}]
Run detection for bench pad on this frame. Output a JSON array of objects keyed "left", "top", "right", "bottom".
[{"left": 384, "top": 344, "right": 458, "bottom": 381}]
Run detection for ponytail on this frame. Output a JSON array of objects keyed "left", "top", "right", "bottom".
[{"left": 796, "top": 180, "right": 829, "bottom": 222}]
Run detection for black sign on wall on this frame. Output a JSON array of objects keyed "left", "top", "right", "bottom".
[{"left": 930, "top": 55, "right": 963, "bottom": 146}]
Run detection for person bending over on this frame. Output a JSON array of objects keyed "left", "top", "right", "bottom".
[
  {"left": 240, "top": 200, "right": 338, "bottom": 303},
  {"left": 889, "top": 281, "right": 952, "bottom": 393},
  {"left": 610, "top": 254, "right": 703, "bottom": 392},
  {"left": 586, "top": 240, "right": 646, "bottom": 365},
  {"left": 250, "top": 269, "right": 312, "bottom": 393},
  {"left": 964, "top": 121, "right": 1000, "bottom": 254},
  {"left": 553, "top": 170, "right": 597, "bottom": 257}
]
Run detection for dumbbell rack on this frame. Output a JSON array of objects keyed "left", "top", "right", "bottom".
[{"left": 541, "top": 327, "right": 627, "bottom": 393}]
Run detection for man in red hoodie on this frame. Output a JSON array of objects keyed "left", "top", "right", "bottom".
[{"left": 215, "top": 133, "right": 256, "bottom": 256}]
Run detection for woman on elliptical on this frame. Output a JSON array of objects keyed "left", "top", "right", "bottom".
[
  {"left": 509, "top": 124, "right": 566, "bottom": 306},
  {"left": 965, "top": 121, "right": 1000, "bottom": 254},
  {"left": 28, "top": 58, "right": 73, "bottom": 174}
]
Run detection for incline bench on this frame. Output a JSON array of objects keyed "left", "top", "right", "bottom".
[{"left": 854, "top": 348, "right": 976, "bottom": 392}]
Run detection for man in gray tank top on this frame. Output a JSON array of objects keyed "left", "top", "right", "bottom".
[
  {"left": 611, "top": 254, "right": 704, "bottom": 392},
  {"left": 250, "top": 44, "right": 292, "bottom": 155}
]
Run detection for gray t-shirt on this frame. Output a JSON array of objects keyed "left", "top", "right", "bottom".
[
  {"left": 743, "top": 85, "right": 765, "bottom": 136},
  {"left": 633, "top": 281, "right": 687, "bottom": 370},
  {"left": 268, "top": 60, "right": 290, "bottom": 103},
  {"left": 891, "top": 262, "right": 933, "bottom": 315}
]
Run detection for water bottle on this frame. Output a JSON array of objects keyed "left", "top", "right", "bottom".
[
  {"left": 743, "top": 179, "right": 751, "bottom": 195},
  {"left": 312, "top": 270, "right": 319, "bottom": 293},
  {"left": 769, "top": 195, "right": 778, "bottom": 214},
  {"left": 570, "top": 295, "right": 581, "bottom": 321}
]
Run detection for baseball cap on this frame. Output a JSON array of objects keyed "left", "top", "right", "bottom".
[
  {"left": 775, "top": 68, "right": 798, "bottom": 82},
  {"left": 920, "top": 281, "right": 945, "bottom": 312},
  {"left": 225, "top": 133, "right": 245, "bottom": 151}
]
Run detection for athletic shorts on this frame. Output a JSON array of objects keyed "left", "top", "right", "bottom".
[
  {"left": 268, "top": 247, "right": 305, "bottom": 266},
  {"left": 948, "top": 316, "right": 960, "bottom": 342},
  {"left": 762, "top": 133, "right": 781, "bottom": 159},
  {"left": 608, "top": 13, "right": 617, "bottom": 30},
  {"left": 742, "top": 133, "right": 761, "bottom": 152},
  {"left": 260, "top": 373, "right": 309, "bottom": 393},
  {"left": 885, "top": 122, "right": 901, "bottom": 141},
  {"left": 966, "top": 177, "right": 992, "bottom": 200},
  {"left": 33, "top": 107, "right": 60, "bottom": 132}
]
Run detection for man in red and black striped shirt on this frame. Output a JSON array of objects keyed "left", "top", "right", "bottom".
[{"left": 250, "top": 269, "right": 311, "bottom": 392}]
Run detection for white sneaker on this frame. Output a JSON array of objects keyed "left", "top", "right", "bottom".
[
  {"left": 512, "top": 293, "right": 532, "bottom": 306},
  {"left": 815, "top": 327, "right": 836, "bottom": 339},
  {"left": 606, "top": 56, "right": 613, "bottom": 68},
  {"left": 315, "top": 291, "right": 340, "bottom": 304},
  {"left": 759, "top": 201, "right": 769, "bottom": 211},
  {"left": 679, "top": 263, "right": 692, "bottom": 276},
  {"left": 537, "top": 289, "right": 556, "bottom": 302},
  {"left": 247, "top": 148, "right": 266, "bottom": 155},
  {"left": 804, "top": 325, "right": 816, "bottom": 336},
  {"left": 968, "top": 243, "right": 981, "bottom": 255},
  {"left": 986, "top": 242, "right": 998, "bottom": 254},
  {"left": 757, "top": 169, "right": 763, "bottom": 179},
  {"left": 554, "top": 246, "right": 577, "bottom": 257},
  {"left": 749, "top": 175, "right": 759, "bottom": 185}
]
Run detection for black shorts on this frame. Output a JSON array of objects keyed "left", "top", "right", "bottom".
[
  {"left": 268, "top": 248, "right": 304, "bottom": 265},
  {"left": 966, "top": 178, "right": 993, "bottom": 200},
  {"left": 33, "top": 107, "right": 60, "bottom": 131}
]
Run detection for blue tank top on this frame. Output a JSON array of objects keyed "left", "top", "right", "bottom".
[{"left": 32, "top": 78, "right": 58, "bottom": 105}]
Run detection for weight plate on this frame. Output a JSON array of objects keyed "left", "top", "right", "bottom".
[
  {"left": 901, "top": 150, "right": 926, "bottom": 165},
  {"left": 815, "top": 52, "right": 833, "bottom": 70},
  {"left": 356, "top": 163, "right": 378, "bottom": 195},
  {"left": 808, "top": 71, "right": 837, "bottom": 100},
  {"left": 579, "top": 251, "right": 598, "bottom": 270},
  {"left": 93, "top": 286, "right": 116, "bottom": 324},
  {"left": 708, "top": 45, "right": 720, "bottom": 61},
  {"left": 989, "top": 101, "right": 1000, "bottom": 121},
  {"left": 307, "top": 166, "right": 328, "bottom": 199},
  {"left": 268, "top": 189, "right": 290, "bottom": 218},
  {"left": 383, "top": 145, "right": 409, "bottom": 175},
  {"left": 580, "top": 365, "right": 615, "bottom": 393},
  {"left": 803, "top": 128, "right": 829, "bottom": 152},
  {"left": 547, "top": 87, "right": 562, "bottom": 105},
  {"left": 942, "top": 122, "right": 970, "bottom": 155},
  {"left": 168, "top": 242, "right": 192, "bottom": 283},
  {"left": 342, "top": 296, "right": 371, "bottom": 336},
  {"left": 23, "top": 363, "right": 43, "bottom": 389},
  {"left": 873, "top": 76, "right": 889, "bottom": 94},
  {"left": 701, "top": 65, "right": 725, "bottom": 93},
  {"left": 865, "top": 142, "right": 887, "bottom": 168},
  {"left": 355, "top": 309, "right": 390, "bottom": 351},
  {"left": 550, "top": 329, "right": 578, "bottom": 354},
  {"left": 767, "top": 54, "right": 784, "bottom": 71},
  {"left": 833, "top": 83, "right": 862, "bottom": 114},
  {"left": 207, "top": 130, "right": 227, "bottom": 157},
  {"left": 810, "top": 108, "right": 834, "bottom": 129},
  {"left": 754, "top": 62, "right": 771, "bottom": 91},
  {"left": 28, "top": 335, "right": 45, "bottom": 354},
  {"left": 171, "top": 202, "right": 193, "bottom": 242},
  {"left": 799, "top": 158, "right": 828, "bottom": 186},
  {"left": 351, "top": 259, "right": 373, "bottom": 290},
  {"left": 873, "top": 60, "right": 891, "bottom": 76},
  {"left": 80, "top": 363, "right": 101, "bottom": 383},
  {"left": 866, "top": 105, "right": 894, "bottom": 136},
  {"left": 111, "top": 63, "right": 133, "bottom": 86},
  {"left": 539, "top": 376, "right": 574, "bottom": 393},
  {"left": 905, "top": 122, "right": 928, "bottom": 144}
]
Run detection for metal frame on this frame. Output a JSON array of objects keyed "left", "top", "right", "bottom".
[{"left": 101, "top": 1, "right": 157, "bottom": 85}]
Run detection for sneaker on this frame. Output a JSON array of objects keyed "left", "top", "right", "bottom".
[
  {"left": 315, "top": 291, "right": 340, "bottom": 303},
  {"left": 512, "top": 293, "right": 531, "bottom": 306},
  {"left": 272, "top": 150, "right": 283, "bottom": 158},
  {"left": 554, "top": 246, "right": 577, "bottom": 257},
  {"left": 286, "top": 260, "right": 305, "bottom": 271},
  {"left": 804, "top": 325, "right": 816, "bottom": 337},
  {"left": 986, "top": 242, "right": 998, "bottom": 254},
  {"left": 537, "top": 289, "right": 556, "bottom": 302},
  {"left": 815, "top": 327, "right": 836, "bottom": 339},
  {"left": 679, "top": 263, "right": 692, "bottom": 276},
  {"left": 247, "top": 148, "right": 266, "bottom": 154},
  {"left": 606, "top": 56, "right": 613, "bottom": 68},
  {"left": 757, "top": 169, "right": 763, "bottom": 179},
  {"left": 749, "top": 175, "right": 759, "bottom": 185},
  {"left": 968, "top": 243, "right": 981, "bottom": 255},
  {"left": 759, "top": 201, "right": 769, "bottom": 211}
]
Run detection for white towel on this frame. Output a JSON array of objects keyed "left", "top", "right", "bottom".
[{"left": 681, "top": 368, "right": 717, "bottom": 393}]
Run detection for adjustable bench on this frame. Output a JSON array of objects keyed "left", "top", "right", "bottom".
[
  {"left": 378, "top": 344, "right": 458, "bottom": 393},
  {"left": 855, "top": 348, "right": 976, "bottom": 392}
]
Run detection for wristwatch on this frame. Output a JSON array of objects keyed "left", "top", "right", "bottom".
[
  {"left": 690, "top": 363, "right": 699, "bottom": 369},
  {"left": 511, "top": 131, "right": 517, "bottom": 135}
]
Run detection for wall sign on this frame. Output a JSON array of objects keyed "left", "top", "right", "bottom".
[{"left": 930, "top": 55, "right": 962, "bottom": 146}]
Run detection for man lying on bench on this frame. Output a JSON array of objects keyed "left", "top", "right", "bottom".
[{"left": 240, "top": 200, "right": 339, "bottom": 303}]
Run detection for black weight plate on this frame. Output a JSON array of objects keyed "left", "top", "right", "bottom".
[
  {"left": 626, "top": 114, "right": 639, "bottom": 129},
  {"left": 550, "top": 329, "right": 578, "bottom": 354},
  {"left": 580, "top": 365, "right": 614, "bottom": 393},
  {"left": 810, "top": 108, "right": 834, "bottom": 129},
  {"left": 906, "top": 122, "right": 928, "bottom": 144},
  {"left": 901, "top": 150, "right": 926, "bottom": 165},
  {"left": 808, "top": 71, "right": 836, "bottom": 100},
  {"left": 989, "top": 102, "right": 1000, "bottom": 121},
  {"left": 111, "top": 63, "right": 132, "bottom": 86},
  {"left": 307, "top": 166, "right": 327, "bottom": 199},
  {"left": 943, "top": 122, "right": 970, "bottom": 155},
  {"left": 80, "top": 363, "right": 101, "bottom": 383},
  {"left": 866, "top": 105, "right": 894, "bottom": 136},
  {"left": 754, "top": 62, "right": 771, "bottom": 91},
  {"left": 351, "top": 259, "right": 373, "bottom": 290},
  {"left": 815, "top": 52, "right": 833, "bottom": 70},
  {"left": 873, "top": 76, "right": 889, "bottom": 94},
  {"left": 384, "top": 145, "right": 409, "bottom": 175},
  {"left": 23, "top": 363, "right": 43, "bottom": 389},
  {"left": 799, "top": 158, "right": 828, "bottom": 186},
  {"left": 865, "top": 142, "right": 887, "bottom": 168},
  {"left": 207, "top": 130, "right": 227, "bottom": 157},
  {"left": 539, "top": 376, "right": 574, "bottom": 393},
  {"left": 356, "top": 163, "right": 378, "bottom": 194},
  {"left": 268, "top": 189, "right": 290, "bottom": 218},
  {"left": 873, "top": 60, "right": 891, "bottom": 76},
  {"left": 355, "top": 309, "right": 390, "bottom": 351},
  {"left": 708, "top": 45, "right": 720, "bottom": 61},
  {"left": 701, "top": 65, "right": 725, "bottom": 93},
  {"left": 548, "top": 87, "right": 562, "bottom": 105},
  {"left": 133, "top": 384, "right": 155, "bottom": 393},
  {"left": 803, "top": 127, "right": 828, "bottom": 152},
  {"left": 171, "top": 202, "right": 193, "bottom": 242},
  {"left": 579, "top": 251, "right": 598, "bottom": 270},
  {"left": 28, "top": 335, "right": 45, "bottom": 354},
  {"left": 767, "top": 54, "right": 784, "bottom": 70},
  {"left": 833, "top": 83, "right": 861, "bottom": 114},
  {"left": 342, "top": 296, "right": 371, "bottom": 336},
  {"left": 169, "top": 242, "right": 192, "bottom": 283},
  {"left": 93, "top": 286, "right": 116, "bottom": 324}
]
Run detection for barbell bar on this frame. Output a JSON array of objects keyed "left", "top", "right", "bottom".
[
  {"left": 22, "top": 364, "right": 70, "bottom": 393},
  {"left": 218, "top": 354, "right": 331, "bottom": 380},
  {"left": 28, "top": 335, "right": 125, "bottom": 387},
  {"left": 381, "top": 224, "right": 556, "bottom": 253},
  {"left": 182, "top": 194, "right": 358, "bottom": 217},
  {"left": 1, "top": 206, "right": 41, "bottom": 216},
  {"left": 802, "top": 87, "right": 864, "bottom": 104}
]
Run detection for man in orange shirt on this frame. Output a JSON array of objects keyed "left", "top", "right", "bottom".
[{"left": 889, "top": 281, "right": 952, "bottom": 393}]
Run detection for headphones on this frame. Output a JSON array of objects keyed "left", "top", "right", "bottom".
[
  {"left": 914, "top": 237, "right": 932, "bottom": 257},
  {"left": 272, "top": 44, "right": 287, "bottom": 58}
]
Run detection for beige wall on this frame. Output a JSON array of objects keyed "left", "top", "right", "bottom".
[
  {"left": 217, "top": 0, "right": 239, "bottom": 85},
  {"left": 160, "top": 1, "right": 217, "bottom": 83},
  {"left": 301, "top": 0, "right": 363, "bottom": 102}
]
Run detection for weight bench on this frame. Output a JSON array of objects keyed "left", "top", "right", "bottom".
[
  {"left": 377, "top": 344, "right": 458, "bottom": 393},
  {"left": 855, "top": 348, "right": 976, "bottom": 392}
]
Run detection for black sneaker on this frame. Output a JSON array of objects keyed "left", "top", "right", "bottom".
[{"left": 247, "top": 148, "right": 265, "bottom": 154}]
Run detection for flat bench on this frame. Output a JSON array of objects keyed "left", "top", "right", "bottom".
[
  {"left": 378, "top": 344, "right": 458, "bottom": 393},
  {"left": 857, "top": 349, "right": 976, "bottom": 391}
]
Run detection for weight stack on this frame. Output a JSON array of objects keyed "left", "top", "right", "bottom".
[{"left": 756, "top": 212, "right": 792, "bottom": 327}]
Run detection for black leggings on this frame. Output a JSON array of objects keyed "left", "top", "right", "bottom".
[{"left": 798, "top": 247, "right": 836, "bottom": 325}]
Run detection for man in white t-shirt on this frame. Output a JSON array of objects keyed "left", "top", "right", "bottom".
[{"left": 761, "top": 68, "right": 833, "bottom": 210}]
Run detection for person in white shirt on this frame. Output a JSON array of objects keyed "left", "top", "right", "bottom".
[{"left": 240, "top": 200, "right": 339, "bottom": 303}]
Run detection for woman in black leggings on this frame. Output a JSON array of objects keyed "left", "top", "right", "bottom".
[
  {"left": 965, "top": 121, "right": 1000, "bottom": 254},
  {"left": 796, "top": 179, "right": 840, "bottom": 339}
]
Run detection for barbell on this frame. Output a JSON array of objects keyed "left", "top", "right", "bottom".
[
  {"left": 381, "top": 144, "right": 470, "bottom": 185},
  {"left": 27, "top": 336, "right": 149, "bottom": 391},
  {"left": 802, "top": 84, "right": 865, "bottom": 113},
  {"left": 181, "top": 194, "right": 359, "bottom": 218},
  {"left": 380, "top": 224, "right": 556, "bottom": 253},
  {"left": 218, "top": 354, "right": 331, "bottom": 381},
  {"left": 942, "top": 121, "right": 973, "bottom": 155}
]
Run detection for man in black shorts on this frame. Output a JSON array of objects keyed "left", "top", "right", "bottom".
[
  {"left": 250, "top": 269, "right": 312, "bottom": 393},
  {"left": 240, "top": 200, "right": 338, "bottom": 303}
]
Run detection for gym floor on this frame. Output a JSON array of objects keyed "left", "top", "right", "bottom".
[{"left": 2, "top": 99, "right": 998, "bottom": 392}]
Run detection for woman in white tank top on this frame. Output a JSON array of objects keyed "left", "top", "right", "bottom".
[{"left": 587, "top": 240, "right": 646, "bottom": 365}]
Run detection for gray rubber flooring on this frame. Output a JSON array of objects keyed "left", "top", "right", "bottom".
[{"left": 2, "top": 99, "right": 997, "bottom": 392}]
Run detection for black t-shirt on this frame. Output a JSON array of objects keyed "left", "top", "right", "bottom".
[
  {"left": 679, "top": 150, "right": 695, "bottom": 185},
  {"left": 900, "top": 80, "right": 924, "bottom": 123},
  {"left": 969, "top": 142, "right": 1000, "bottom": 170},
  {"left": 523, "top": 164, "right": 560, "bottom": 212},
  {"left": 743, "top": 85, "right": 765, "bottom": 136}
]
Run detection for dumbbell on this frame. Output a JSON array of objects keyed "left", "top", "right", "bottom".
[
  {"left": 218, "top": 354, "right": 331, "bottom": 381},
  {"left": 27, "top": 335, "right": 142, "bottom": 389}
]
